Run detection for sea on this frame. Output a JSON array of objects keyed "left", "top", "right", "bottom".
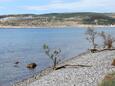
[{"left": 0, "top": 27, "right": 114, "bottom": 86}]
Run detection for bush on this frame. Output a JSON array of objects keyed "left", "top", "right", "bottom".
[
  {"left": 99, "top": 73, "right": 115, "bottom": 86},
  {"left": 86, "top": 27, "right": 115, "bottom": 51},
  {"left": 99, "top": 31, "right": 114, "bottom": 49},
  {"left": 85, "top": 27, "right": 98, "bottom": 49},
  {"left": 43, "top": 44, "right": 61, "bottom": 70}
]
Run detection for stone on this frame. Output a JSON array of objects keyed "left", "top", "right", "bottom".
[
  {"left": 15, "top": 61, "right": 19, "bottom": 64},
  {"left": 27, "top": 63, "right": 37, "bottom": 69}
]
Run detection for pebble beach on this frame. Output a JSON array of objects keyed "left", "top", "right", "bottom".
[{"left": 13, "top": 50, "right": 115, "bottom": 86}]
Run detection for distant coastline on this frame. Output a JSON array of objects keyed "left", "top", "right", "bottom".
[
  {"left": 0, "top": 12, "right": 115, "bottom": 29},
  {"left": 0, "top": 24, "right": 115, "bottom": 29}
]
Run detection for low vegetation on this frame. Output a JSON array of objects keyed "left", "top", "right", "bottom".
[
  {"left": 85, "top": 27, "right": 115, "bottom": 53},
  {"left": 85, "top": 27, "right": 98, "bottom": 49},
  {"left": 99, "top": 31, "right": 114, "bottom": 49},
  {"left": 99, "top": 72, "right": 115, "bottom": 86},
  {"left": 43, "top": 43, "right": 93, "bottom": 70},
  {"left": 43, "top": 44, "right": 61, "bottom": 70}
]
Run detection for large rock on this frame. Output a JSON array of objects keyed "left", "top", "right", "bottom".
[{"left": 27, "top": 63, "right": 37, "bottom": 69}]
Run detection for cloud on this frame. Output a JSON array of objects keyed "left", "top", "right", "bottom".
[
  {"left": 0, "top": 0, "right": 114, "bottom": 14},
  {"left": 0, "top": 0, "right": 14, "bottom": 2},
  {"left": 22, "top": 0, "right": 115, "bottom": 12}
]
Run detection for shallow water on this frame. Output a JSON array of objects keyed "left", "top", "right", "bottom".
[{"left": 0, "top": 27, "right": 114, "bottom": 86}]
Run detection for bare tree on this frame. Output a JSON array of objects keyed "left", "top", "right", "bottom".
[
  {"left": 43, "top": 44, "right": 61, "bottom": 70},
  {"left": 85, "top": 27, "right": 98, "bottom": 50},
  {"left": 100, "top": 31, "right": 114, "bottom": 49},
  {"left": 99, "top": 31, "right": 107, "bottom": 48}
]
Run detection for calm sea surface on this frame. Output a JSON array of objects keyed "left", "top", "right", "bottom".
[{"left": 0, "top": 27, "right": 114, "bottom": 86}]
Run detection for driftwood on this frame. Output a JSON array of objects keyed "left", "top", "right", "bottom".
[
  {"left": 98, "top": 48, "right": 115, "bottom": 52},
  {"left": 64, "top": 64, "right": 92, "bottom": 67},
  {"left": 55, "top": 66, "right": 66, "bottom": 70},
  {"left": 55, "top": 48, "right": 115, "bottom": 70},
  {"left": 90, "top": 48, "right": 115, "bottom": 53},
  {"left": 55, "top": 64, "right": 92, "bottom": 70}
]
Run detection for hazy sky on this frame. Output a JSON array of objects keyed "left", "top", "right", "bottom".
[{"left": 0, "top": 0, "right": 115, "bottom": 15}]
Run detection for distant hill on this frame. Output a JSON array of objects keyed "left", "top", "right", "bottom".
[{"left": 0, "top": 12, "right": 115, "bottom": 27}]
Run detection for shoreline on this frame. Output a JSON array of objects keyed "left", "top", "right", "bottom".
[
  {"left": 12, "top": 51, "right": 89, "bottom": 86},
  {"left": 0, "top": 24, "right": 115, "bottom": 29},
  {"left": 13, "top": 50, "right": 115, "bottom": 86}
]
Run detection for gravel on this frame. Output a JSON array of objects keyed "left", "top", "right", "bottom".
[{"left": 14, "top": 50, "right": 115, "bottom": 86}]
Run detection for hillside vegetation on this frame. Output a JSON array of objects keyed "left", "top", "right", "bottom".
[{"left": 0, "top": 12, "right": 115, "bottom": 27}]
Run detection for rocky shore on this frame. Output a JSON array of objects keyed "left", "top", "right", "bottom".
[{"left": 13, "top": 50, "right": 115, "bottom": 86}]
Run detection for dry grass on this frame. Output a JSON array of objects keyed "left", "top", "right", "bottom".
[{"left": 99, "top": 72, "right": 115, "bottom": 86}]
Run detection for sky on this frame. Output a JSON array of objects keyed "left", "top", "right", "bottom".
[{"left": 0, "top": 0, "right": 115, "bottom": 15}]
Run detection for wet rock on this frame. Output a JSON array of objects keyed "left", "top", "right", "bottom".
[
  {"left": 15, "top": 61, "right": 20, "bottom": 64},
  {"left": 27, "top": 63, "right": 37, "bottom": 69}
]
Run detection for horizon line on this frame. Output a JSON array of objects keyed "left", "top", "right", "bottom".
[{"left": 0, "top": 12, "right": 115, "bottom": 16}]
